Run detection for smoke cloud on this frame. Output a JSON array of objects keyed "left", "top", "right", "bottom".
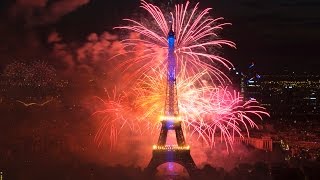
[
  {"left": 48, "top": 31, "right": 124, "bottom": 79},
  {"left": 10, "top": 0, "right": 91, "bottom": 26}
]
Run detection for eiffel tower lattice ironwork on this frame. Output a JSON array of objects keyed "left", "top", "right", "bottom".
[{"left": 145, "top": 26, "right": 198, "bottom": 178}]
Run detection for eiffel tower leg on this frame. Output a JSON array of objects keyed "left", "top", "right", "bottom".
[
  {"left": 145, "top": 156, "right": 159, "bottom": 177},
  {"left": 183, "top": 154, "right": 199, "bottom": 178},
  {"left": 175, "top": 127, "right": 186, "bottom": 146},
  {"left": 157, "top": 125, "right": 168, "bottom": 146}
]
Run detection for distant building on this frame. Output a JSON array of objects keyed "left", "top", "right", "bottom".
[{"left": 229, "top": 62, "right": 262, "bottom": 101}]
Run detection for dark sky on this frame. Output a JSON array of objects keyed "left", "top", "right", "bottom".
[{"left": 0, "top": 0, "right": 319, "bottom": 73}]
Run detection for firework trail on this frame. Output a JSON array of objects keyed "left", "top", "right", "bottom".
[
  {"left": 92, "top": 89, "right": 137, "bottom": 149},
  {"left": 16, "top": 98, "right": 53, "bottom": 107},
  {"left": 188, "top": 88, "right": 269, "bottom": 150},
  {"left": 93, "top": 1, "right": 269, "bottom": 150},
  {"left": 113, "top": 0, "right": 236, "bottom": 84}
]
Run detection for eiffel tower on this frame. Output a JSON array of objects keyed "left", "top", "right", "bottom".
[{"left": 145, "top": 26, "right": 198, "bottom": 178}]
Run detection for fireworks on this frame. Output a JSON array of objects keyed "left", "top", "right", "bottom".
[
  {"left": 114, "top": 0, "right": 235, "bottom": 84},
  {"left": 188, "top": 88, "right": 269, "bottom": 150},
  {"left": 2, "top": 61, "right": 57, "bottom": 87},
  {"left": 16, "top": 98, "right": 53, "bottom": 107},
  {"left": 93, "top": 1, "right": 269, "bottom": 150},
  {"left": 92, "top": 90, "right": 136, "bottom": 149},
  {"left": 133, "top": 66, "right": 269, "bottom": 150},
  {"left": 1, "top": 61, "right": 63, "bottom": 101}
]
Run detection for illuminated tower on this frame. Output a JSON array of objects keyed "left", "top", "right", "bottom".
[{"left": 145, "top": 26, "right": 198, "bottom": 178}]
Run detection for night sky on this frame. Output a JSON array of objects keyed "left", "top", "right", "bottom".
[{"left": 0, "top": 0, "right": 319, "bottom": 73}]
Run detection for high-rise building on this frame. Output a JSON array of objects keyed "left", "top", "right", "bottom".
[{"left": 229, "top": 62, "right": 262, "bottom": 101}]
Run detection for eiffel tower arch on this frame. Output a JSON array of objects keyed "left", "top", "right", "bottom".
[
  {"left": 145, "top": 144, "right": 198, "bottom": 178},
  {"left": 145, "top": 25, "right": 198, "bottom": 178}
]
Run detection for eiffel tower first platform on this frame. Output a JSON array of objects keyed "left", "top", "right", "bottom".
[{"left": 144, "top": 26, "right": 198, "bottom": 178}]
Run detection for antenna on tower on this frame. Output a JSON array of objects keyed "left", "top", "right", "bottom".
[
  {"left": 168, "top": 16, "right": 174, "bottom": 35},
  {"left": 166, "top": 0, "right": 175, "bottom": 13}
]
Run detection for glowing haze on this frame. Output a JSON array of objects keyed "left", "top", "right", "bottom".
[{"left": 93, "top": 0, "right": 269, "bottom": 152}]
